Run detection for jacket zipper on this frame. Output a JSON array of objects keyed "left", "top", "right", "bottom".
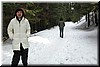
[{"left": 19, "top": 21, "right": 21, "bottom": 43}]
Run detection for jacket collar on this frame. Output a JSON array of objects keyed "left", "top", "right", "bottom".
[{"left": 15, "top": 16, "right": 25, "bottom": 21}]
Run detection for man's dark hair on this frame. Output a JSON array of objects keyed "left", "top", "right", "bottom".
[
  {"left": 60, "top": 18, "right": 63, "bottom": 21},
  {"left": 15, "top": 8, "right": 25, "bottom": 18}
]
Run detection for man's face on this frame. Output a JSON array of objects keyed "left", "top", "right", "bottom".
[{"left": 16, "top": 11, "right": 23, "bottom": 18}]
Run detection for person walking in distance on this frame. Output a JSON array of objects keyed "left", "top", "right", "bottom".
[
  {"left": 58, "top": 18, "right": 65, "bottom": 38},
  {"left": 7, "top": 8, "right": 31, "bottom": 66}
]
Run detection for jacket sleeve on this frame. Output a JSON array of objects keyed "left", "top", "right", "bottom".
[
  {"left": 7, "top": 20, "right": 14, "bottom": 40},
  {"left": 26, "top": 19, "right": 31, "bottom": 37},
  {"left": 63, "top": 22, "right": 65, "bottom": 26}
]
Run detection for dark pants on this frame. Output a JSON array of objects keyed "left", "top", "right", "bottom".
[
  {"left": 11, "top": 43, "right": 28, "bottom": 66},
  {"left": 59, "top": 27, "right": 64, "bottom": 38}
]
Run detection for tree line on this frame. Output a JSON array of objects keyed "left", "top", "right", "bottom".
[{"left": 2, "top": 2, "right": 99, "bottom": 42}]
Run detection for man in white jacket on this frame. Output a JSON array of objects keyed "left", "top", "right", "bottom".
[{"left": 7, "top": 8, "right": 31, "bottom": 66}]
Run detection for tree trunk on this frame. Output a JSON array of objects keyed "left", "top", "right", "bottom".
[
  {"left": 87, "top": 12, "right": 90, "bottom": 27},
  {"left": 94, "top": 11, "right": 98, "bottom": 26}
]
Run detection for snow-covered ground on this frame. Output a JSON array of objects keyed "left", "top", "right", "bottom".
[{"left": 1, "top": 18, "right": 98, "bottom": 66}]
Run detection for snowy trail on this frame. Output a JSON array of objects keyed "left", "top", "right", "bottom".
[
  {"left": 28, "top": 22, "right": 97, "bottom": 65},
  {"left": 2, "top": 22, "right": 98, "bottom": 65}
]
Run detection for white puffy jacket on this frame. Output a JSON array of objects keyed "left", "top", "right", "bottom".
[{"left": 7, "top": 17, "right": 31, "bottom": 50}]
